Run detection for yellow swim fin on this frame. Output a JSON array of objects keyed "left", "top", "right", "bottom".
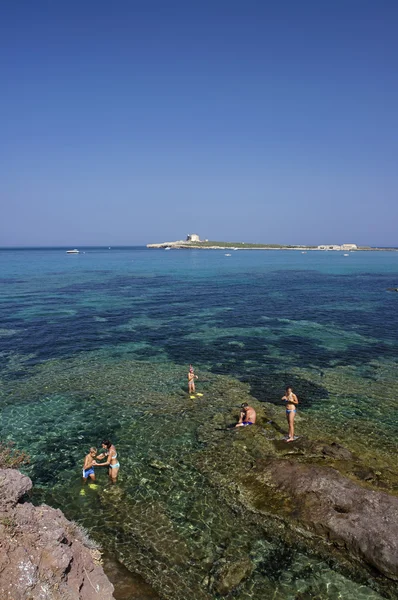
[
  {"left": 80, "top": 489, "right": 86, "bottom": 496},
  {"left": 196, "top": 393, "right": 204, "bottom": 397},
  {"left": 190, "top": 395, "right": 196, "bottom": 399}
]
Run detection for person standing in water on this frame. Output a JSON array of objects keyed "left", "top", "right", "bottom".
[
  {"left": 188, "top": 365, "right": 198, "bottom": 394},
  {"left": 93, "top": 440, "right": 120, "bottom": 483},
  {"left": 282, "top": 386, "right": 299, "bottom": 442}
]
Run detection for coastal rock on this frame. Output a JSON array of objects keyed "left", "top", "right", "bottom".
[
  {"left": 0, "top": 468, "right": 115, "bottom": 600},
  {"left": 251, "top": 460, "right": 398, "bottom": 580},
  {"left": 212, "top": 558, "right": 253, "bottom": 595},
  {"left": 0, "top": 467, "right": 31, "bottom": 506}
]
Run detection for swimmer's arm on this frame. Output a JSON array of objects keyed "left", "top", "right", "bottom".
[
  {"left": 83, "top": 455, "right": 91, "bottom": 470},
  {"left": 292, "top": 394, "right": 299, "bottom": 404}
]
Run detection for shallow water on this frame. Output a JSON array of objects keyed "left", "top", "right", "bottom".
[{"left": 1, "top": 247, "right": 398, "bottom": 599}]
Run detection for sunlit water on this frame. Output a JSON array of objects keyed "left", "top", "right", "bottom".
[{"left": 1, "top": 247, "right": 398, "bottom": 599}]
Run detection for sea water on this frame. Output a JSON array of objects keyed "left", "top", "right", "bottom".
[{"left": 1, "top": 247, "right": 397, "bottom": 599}]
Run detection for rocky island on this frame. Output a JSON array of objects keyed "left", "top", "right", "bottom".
[{"left": 147, "top": 235, "right": 396, "bottom": 251}]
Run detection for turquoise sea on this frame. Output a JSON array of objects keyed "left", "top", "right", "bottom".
[{"left": 1, "top": 247, "right": 398, "bottom": 600}]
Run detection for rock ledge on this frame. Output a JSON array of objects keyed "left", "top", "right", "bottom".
[{"left": 0, "top": 468, "right": 115, "bottom": 600}]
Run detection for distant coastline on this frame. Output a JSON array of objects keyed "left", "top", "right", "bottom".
[{"left": 146, "top": 239, "right": 397, "bottom": 251}]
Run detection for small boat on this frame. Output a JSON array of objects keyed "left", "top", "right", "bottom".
[
  {"left": 164, "top": 247, "right": 171, "bottom": 251},
  {"left": 66, "top": 249, "right": 79, "bottom": 254},
  {"left": 343, "top": 253, "right": 349, "bottom": 256},
  {"left": 301, "top": 251, "right": 307, "bottom": 254},
  {"left": 225, "top": 253, "right": 231, "bottom": 256}
]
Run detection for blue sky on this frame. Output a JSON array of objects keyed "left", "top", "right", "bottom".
[{"left": 1, "top": 1, "right": 397, "bottom": 246}]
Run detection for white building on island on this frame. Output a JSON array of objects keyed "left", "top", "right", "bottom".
[
  {"left": 317, "top": 245, "right": 341, "bottom": 250},
  {"left": 317, "top": 243, "right": 358, "bottom": 251},
  {"left": 186, "top": 234, "right": 201, "bottom": 242}
]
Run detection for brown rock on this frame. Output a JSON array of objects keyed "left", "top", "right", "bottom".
[
  {"left": 0, "top": 469, "right": 115, "bottom": 599},
  {"left": 255, "top": 460, "right": 398, "bottom": 580}
]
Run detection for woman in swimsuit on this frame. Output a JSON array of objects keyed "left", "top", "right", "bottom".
[
  {"left": 282, "top": 386, "right": 299, "bottom": 442},
  {"left": 93, "top": 439, "right": 120, "bottom": 483},
  {"left": 188, "top": 365, "right": 198, "bottom": 394}
]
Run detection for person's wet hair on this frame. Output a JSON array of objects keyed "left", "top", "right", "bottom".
[
  {"left": 285, "top": 386, "right": 292, "bottom": 392},
  {"left": 101, "top": 439, "right": 112, "bottom": 448},
  {"left": 241, "top": 402, "right": 249, "bottom": 408},
  {"left": 90, "top": 447, "right": 97, "bottom": 453}
]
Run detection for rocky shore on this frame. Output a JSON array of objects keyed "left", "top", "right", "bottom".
[{"left": 0, "top": 468, "right": 115, "bottom": 600}]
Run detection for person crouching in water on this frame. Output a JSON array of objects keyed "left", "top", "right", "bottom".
[
  {"left": 188, "top": 365, "right": 198, "bottom": 394},
  {"left": 235, "top": 402, "right": 256, "bottom": 427},
  {"left": 82, "top": 447, "right": 97, "bottom": 483},
  {"left": 282, "top": 386, "right": 299, "bottom": 442}
]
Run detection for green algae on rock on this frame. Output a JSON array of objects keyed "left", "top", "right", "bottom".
[{"left": 0, "top": 353, "right": 396, "bottom": 599}]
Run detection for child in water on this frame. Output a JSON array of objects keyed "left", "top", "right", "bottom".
[{"left": 82, "top": 447, "right": 97, "bottom": 483}]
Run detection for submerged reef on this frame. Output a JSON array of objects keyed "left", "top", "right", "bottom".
[{"left": 1, "top": 354, "right": 398, "bottom": 599}]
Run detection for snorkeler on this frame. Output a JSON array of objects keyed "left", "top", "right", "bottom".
[
  {"left": 282, "top": 386, "right": 299, "bottom": 442},
  {"left": 235, "top": 403, "right": 256, "bottom": 427},
  {"left": 188, "top": 365, "right": 198, "bottom": 395},
  {"left": 93, "top": 440, "right": 120, "bottom": 483},
  {"left": 82, "top": 447, "right": 97, "bottom": 483}
]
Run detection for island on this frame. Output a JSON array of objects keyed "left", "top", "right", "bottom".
[{"left": 147, "top": 234, "right": 396, "bottom": 251}]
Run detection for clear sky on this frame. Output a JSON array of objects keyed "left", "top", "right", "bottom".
[{"left": 1, "top": 1, "right": 397, "bottom": 247}]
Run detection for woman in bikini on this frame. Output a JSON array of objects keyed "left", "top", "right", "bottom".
[
  {"left": 188, "top": 365, "right": 198, "bottom": 394},
  {"left": 282, "top": 386, "right": 299, "bottom": 442},
  {"left": 93, "top": 439, "right": 120, "bottom": 483}
]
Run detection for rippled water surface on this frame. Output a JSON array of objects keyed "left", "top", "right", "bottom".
[{"left": 1, "top": 247, "right": 398, "bottom": 599}]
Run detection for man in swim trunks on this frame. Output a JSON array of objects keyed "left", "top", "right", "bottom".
[
  {"left": 82, "top": 447, "right": 97, "bottom": 483},
  {"left": 235, "top": 403, "right": 256, "bottom": 427}
]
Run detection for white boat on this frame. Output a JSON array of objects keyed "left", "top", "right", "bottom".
[
  {"left": 225, "top": 253, "right": 231, "bottom": 256},
  {"left": 66, "top": 249, "right": 79, "bottom": 254},
  {"left": 301, "top": 251, "right": 307, "bottom": 254},
  {"left": 343, "top": 253, "right": 349, "bottom": 256},
  {"left": 165, "top": 247, "right": 171, "bottom": 251}
]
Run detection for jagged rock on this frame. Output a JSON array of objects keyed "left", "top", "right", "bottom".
[
  {"left": 253, "top": 460, "right": 398, "bottom": 580},
  {"left": 0, "top": 469, "right": 115, "bottom": 600},
  {"left": 212, "top": 557, "right": 253, "bottom": 595},
  {"left": 0, "top": 468, "right": 31, "bottom": 506}
]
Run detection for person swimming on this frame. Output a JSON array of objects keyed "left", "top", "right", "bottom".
[
  {"left": 93, "top": 439, "right": 120, "bottom": 483},
  {"left": 82, "top": 447, "right": 97, "bottom": 483},
  {"left": 282, "top": 386, "right": 299, "bottom": 442},
  {"left": 188, "top": 365, "right": 198, "bottom": 395},
  {"left": 235, "top": 402, "right": 256, "bottom": 427}
]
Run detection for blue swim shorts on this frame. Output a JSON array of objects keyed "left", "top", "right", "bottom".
[
  {"left": 83, "top": 467, "right": 95, "bottom": 478},
  {"left": 242, "top": 421, "right": 254, "bottom": 426}
]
